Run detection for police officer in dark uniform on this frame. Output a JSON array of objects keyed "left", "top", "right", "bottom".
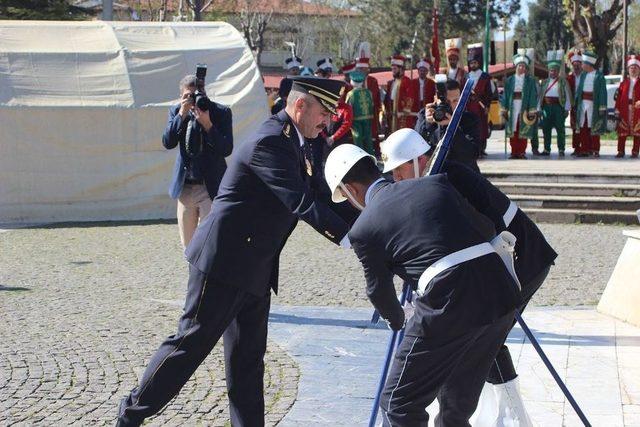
[
  {"left": 324, "top": 145, "right": 520, "bottom": 426},
  {"left": 117, "top": 77, "right": 350, "bottom": 427},
  {"left": 380, "top": 128, "right": 558, "bottom": 423}
]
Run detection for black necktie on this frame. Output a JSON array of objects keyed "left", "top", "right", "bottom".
[{"left": 299, "top": 139, "right": 314, "bottom": 178}]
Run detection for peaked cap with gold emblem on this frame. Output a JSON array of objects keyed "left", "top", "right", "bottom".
[{"left": 289, "top": 76, "right": 346, "bottom": 115}]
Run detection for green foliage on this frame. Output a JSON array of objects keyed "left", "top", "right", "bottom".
[
  {"left": 0, "top": 0, "right": 87, "bottom": 20},
  {"left": 353, "top": 0, "right": 520, "bottom": 66},
  {"left": 522, "top": 0, "right": 573, "bottom": 62},
  {"left": 629, "top": 2, "right": 640, "bottom": 54}
]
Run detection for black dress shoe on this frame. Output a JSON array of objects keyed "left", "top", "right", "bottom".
[
  {"left": 559, "top": 151, "right": 565, "bottom": 157},
  {"left": 540, "top": 151, "right": 550, "bottom": 156}
]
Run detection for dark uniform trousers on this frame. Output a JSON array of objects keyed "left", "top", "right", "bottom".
[
  {"left": 442, "top": 161, "right": 557, "bottom": 386},
  {"left": 486, "top": 265, "right": 551, "bottom": 384},
  {"left": 380, "top": 311, "right": 515, "bottom": 427},
  {"left": 118, "top": 266, "right": 270, "bottom": 427}
]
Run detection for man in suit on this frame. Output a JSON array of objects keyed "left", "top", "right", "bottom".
[
  {"left": 414, "top": 78, "right": 481, "bottom": 172},
  {"left": 380, "top": 128, "right": 557, "bottom": 426},
  {"left": 324, "top": 144, "right": 520, "bottom": 426},
  {"left": 163, "top": 74, "right": 233, "bottom": 247},
  {"left": 117, "top": 77, "right": 350, "bottom": 427}
]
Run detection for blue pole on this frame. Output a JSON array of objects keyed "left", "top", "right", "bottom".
[
  {"left": 368, "top": 284, "right": 411, "bottom": 427},
  {"left": 514, "top": 312, "right": 591, "bottom": 426}
]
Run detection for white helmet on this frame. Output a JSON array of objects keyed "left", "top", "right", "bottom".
[
  {"left": 381, "top": 128, "right": 430, "bottom": 177},
  {"left": 325, "top": 144, "right": 377, "bottom": 204}
]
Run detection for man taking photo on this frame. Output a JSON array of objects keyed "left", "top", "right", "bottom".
[
  {"left": 163, "top": 72, "right": 233, "bottom": 247},
  {"left": 414, "top": 78, "right": 481, "bottom": 172}
]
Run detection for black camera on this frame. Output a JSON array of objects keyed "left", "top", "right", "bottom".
[
  {"left": 190, "top": 64, "right": 209, "bottom": 111},
  {"left": 432, "top": 74, "right": 452, "bottom": 122}
]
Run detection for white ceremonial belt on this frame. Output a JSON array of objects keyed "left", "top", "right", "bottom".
[
  {"left": 489, "top": 231, "right": 522, "bottom": 290},
  {"left": 417, "top": 243, "right": 495, "bottom": 296},
  {"left": 503, "top": 201, "right": 518, "bottom": 227}
]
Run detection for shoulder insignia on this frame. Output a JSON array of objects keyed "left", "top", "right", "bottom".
[
  {"left": 324, "top": 231, "right": 335, "bottom": 239},
  {"left": 283, "top": 123, "right": 291, "bottom": 138}
]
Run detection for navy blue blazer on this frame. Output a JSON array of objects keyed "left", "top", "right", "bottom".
[
  {"left": 185, "top": 110, "right": 350, "bottom": 296},
  {"left": 162, "top": 100, "right": 233, "bottom": 200},
  {"left": 349, "top": 176, "right": 521, "bottom": 336}
]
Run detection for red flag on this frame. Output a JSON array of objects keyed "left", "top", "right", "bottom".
[{"left": 431, "top": 4, "right": 441, "bottom": 72}]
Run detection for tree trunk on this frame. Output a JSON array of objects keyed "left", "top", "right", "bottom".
[{"left": 192, "top": 0, "right": 203, "bottom": 21}]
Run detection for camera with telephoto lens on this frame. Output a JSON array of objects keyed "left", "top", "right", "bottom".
[
  {"left": 190, "top": 64, "right": 209, "bottom": 111},
  {"left": 432, "top": 74, "right": 452, "bottom": 122}
]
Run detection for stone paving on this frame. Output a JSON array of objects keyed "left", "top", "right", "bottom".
[
  {"left": 2, "top": 102, "right": 639, "bottom": 426},
  {"left": 0, "top": 217, "right": 637, "bottom": 425},
  {"left": 0, "top": 226, "right": 298, "bottom": 426},
  {"left": 264, "top": 305, "right": 640, "bottom": 427}
]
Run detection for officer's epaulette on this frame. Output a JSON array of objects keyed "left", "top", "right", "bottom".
[{"left": 282, "top": 122, "right": 292, "bottom": 139}]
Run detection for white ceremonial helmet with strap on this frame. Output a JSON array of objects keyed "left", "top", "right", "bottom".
[
  {"left": 381, "top": 128, "right": 430, "bottom": 178},
  {"left": 325, "top": 144, "right": 376, "bottom": 210}
]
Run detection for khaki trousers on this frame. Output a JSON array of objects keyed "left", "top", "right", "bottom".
[{"left": 177, "top": 183, "right": 212, "bottom": 248}]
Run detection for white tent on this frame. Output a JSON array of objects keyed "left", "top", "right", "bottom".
[{"left": 0, "top": 20, "right": 268, "bottom": 225}]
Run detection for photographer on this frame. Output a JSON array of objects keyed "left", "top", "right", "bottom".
[
  {"left": 163, "top": 72, "right": 233, "bottom": 247},
  {"left": 415, "top": 78, "right": 481, "bottom": 172}
]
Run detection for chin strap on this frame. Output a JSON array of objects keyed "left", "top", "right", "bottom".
[
  {"left": 412, "top": 158, "right": 420, "bottom": 179},
  {"left": 339, "top": 183, "right": 364, "bottom": 211}
]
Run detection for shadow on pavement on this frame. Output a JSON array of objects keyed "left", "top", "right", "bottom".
[
  {"left": 269, "top": 312, "right": 388, "bottom": 330},
  {"left": 0, "top": 285, "right": 30, "bottom": 292}
]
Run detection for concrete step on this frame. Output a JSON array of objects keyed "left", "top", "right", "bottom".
[
  {"left": 494, "top": 182, "right": 640, "bottom": 197},
  {"left": 522, "top": 207, "right": 639, "bottom": 224},
  {"left": 485, "top": 171, "right": 640, "bottom": 185},
  {"left": 510, "top": 194, "right": 640, "bottom": 211}
]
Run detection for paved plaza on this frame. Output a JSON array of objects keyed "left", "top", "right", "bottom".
[
  {"left": 2, "top": 219, "right": 639, "bottom": 425},
  {"left": 2, "top": 135, "right": 639, "bottom": 425}
]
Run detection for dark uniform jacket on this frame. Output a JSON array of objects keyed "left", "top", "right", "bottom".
[
  {"left": 443, "top": 161, "right": 558, "bottom": 291},
  {"left": 415, "top": 110, "right": 481, "bottom": 172},
  {"left": 186, "top": 110, "right": 350, "bottom": 296},
  {"left": 162, "top": 101, "right": 233, "bottom": 200},
  {"left": 349, "top": 176, "right": 521, "bottom": 338}
]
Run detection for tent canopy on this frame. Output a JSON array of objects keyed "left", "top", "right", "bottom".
[{"left": 0, "top": 21, "right": 268, "bottom": 225}]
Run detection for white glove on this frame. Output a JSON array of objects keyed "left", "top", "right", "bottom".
[{"left": 403, "top": 299, "right": 415, "bottom": 322}]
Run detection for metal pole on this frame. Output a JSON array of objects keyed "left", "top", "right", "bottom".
[
  {"left": 515, "top": 312, "right": 592, "bottom": 426},
  {"left": 102, "top": 0, "right": 113, "bottom": 20},
  {"left": 368, "top": 284, "right": 410, "bottom": 427},
  {"left": 623, "top": 0, "right": 628, "bottom": 79},
  {"left": 503, "top": 19, "right": 507, "bottom": 159}
]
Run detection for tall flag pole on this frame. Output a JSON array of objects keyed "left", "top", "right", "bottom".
[
  {"left": 431, "top": 0, "right": 441, "bottom": 72},
  {"left": 483, "top": 0, "right": 490, "bottom": 73}
]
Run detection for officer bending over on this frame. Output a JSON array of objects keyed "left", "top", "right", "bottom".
[
  {"left": 381, "top": 128, "right": 557, "bottom": 426},
  {"left": 324, "top": 145, "right": 520, "bottom": 426},
  {"left": 117, "top": 77, "right": 350, "bottom": 427}
]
